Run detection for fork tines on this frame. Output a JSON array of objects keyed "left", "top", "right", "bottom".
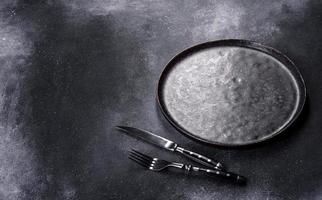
[{"left": 128, "top": 149, "right": 153, "bottom": 169}]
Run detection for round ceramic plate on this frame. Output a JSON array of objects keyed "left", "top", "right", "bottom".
[{"left": 157, "top": 40, "right": 306, "bottom": 146}]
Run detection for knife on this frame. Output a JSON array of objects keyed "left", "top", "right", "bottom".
[{"left": 116, "top": 126, "right": 224, "bottom": 170}]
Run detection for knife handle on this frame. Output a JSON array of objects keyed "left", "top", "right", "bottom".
[{"left": 175, "top": 147, "right": 224, "bottom": 170}]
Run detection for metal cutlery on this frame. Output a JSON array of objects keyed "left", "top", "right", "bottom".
[
  {"left": 116, "top": 126, "right": 224, "bottom": 170},
  {"left": 129, "top": 149, "right": 246, "bottom": 185}
]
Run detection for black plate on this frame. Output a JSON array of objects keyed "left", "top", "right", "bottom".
[{"left": 157, "top": 39, "right": 306, "bottom": 147}]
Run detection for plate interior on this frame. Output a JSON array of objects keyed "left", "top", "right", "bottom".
[{"left": 158, "top": 43, "right": 303, "bottom": 146}]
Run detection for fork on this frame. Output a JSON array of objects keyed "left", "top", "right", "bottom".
[{"left": 129, "top": 149, "right": 246, "bottom": 185}]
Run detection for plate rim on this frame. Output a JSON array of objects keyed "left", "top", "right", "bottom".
[{"left": 156, "top": 39, "right": 306, "bottom": 147}]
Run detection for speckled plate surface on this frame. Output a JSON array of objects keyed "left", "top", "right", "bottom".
[{"left": 157, "top": 40, "right": 306, "bottom": 146}]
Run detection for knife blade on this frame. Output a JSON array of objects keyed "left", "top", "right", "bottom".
[{"left": 116, "top": 126, "right": 224, "bottom": 170}]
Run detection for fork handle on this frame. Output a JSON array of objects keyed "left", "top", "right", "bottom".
[
  {"left": 175, "top": 147, "right": 224, "bottom": 170},
  {"left": 181, "top": 165, "right": 246, "bottom": 185}
]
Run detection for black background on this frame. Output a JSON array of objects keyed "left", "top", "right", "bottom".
[{"left": 0, "top": 0, "right": 321, "bottom": 199}]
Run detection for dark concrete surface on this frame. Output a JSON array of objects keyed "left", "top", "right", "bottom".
[{"left": 0, "top": 0, "right": 321, "bottom": 199}]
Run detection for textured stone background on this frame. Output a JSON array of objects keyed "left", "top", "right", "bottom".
[{"left": 0, "top": 0, "right": 321, "bottom": 199}]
